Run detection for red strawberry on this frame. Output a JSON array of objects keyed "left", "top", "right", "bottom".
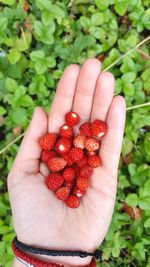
[
  {"left": 64, "top": 180, "right": 75, "bottom": 188},
  {"left": 87, "top": 150, "right": 97, "bottom": 157},
  {"left": 79, "top": 165, "right": 93, "bottom": 179},
  {"left": 59, "top": 124, "right": 73, "bottom": 138},
  {"left": 41, "top": 150, "right": 57, "bottom": 164},
  {"left": 45, "top": 173, "right": 64, "bottom": 190},
  {"left": 55, "top": 138, "right": 72, "bottom": 154},
  {"left": 85, "top": 137, "right": 99, "bottom": 151},
  {"left": 88, "top": 155, "right": 102, "bottom": 168},
  {"left": 55, "top": 187, "right": 70, "bottom": 201},
  {"left": 76, "top": 177, "right": 89, "bottom": 191},
  {"left": 39, "top": 133, "right": 57, "bottom": 150},
  {"left": 69, "top": 147, "right": 83, "bottom": 162},
  {"left": 65, "top": 195, "right": 80, "bottom": 208},
  {"left": 62, "top": 154, "right": 74, "bottom": 166},
  {"left": 73, "top": 185, "right": 86, "bottom": 198},
  {"left": 65, "top": 112, "right": 79, "bottom": 126},
  {"left": 73, "top": 134, "right": 86, "bottom": 149},
  {"left": 77, "top": 155, "right": 88, "bottom": 168},
  {"left": 89, "top": 258, "right": 97, "bottom": 267},
  {"left": 47, "top": 157, "right": 67, "bottom": 172},
  {"left": 63, "top": 167, "right": 75, "bottom": 182},
  {"left": 72, "top": 165, "right": 80, "bottom": 177},
  {"left": 79, "top": 122, "right": 92, "bottom": 137},
  {"left": 91, "top": 120, "right": 107, "bottom": 138}
]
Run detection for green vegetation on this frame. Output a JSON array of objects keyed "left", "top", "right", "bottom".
[{"left": 0, "top": 0, "right": 150, "bottom": 266}]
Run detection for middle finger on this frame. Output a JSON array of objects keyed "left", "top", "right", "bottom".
[{"left": 73, "top": 58, "right": 101, "bottom": 126}]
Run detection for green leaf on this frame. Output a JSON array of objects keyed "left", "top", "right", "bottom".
[
  {"left": 0, "top": 17, "right": 8, "bottom": 31},
  {"left": 5, "top": 78, "right": 17, "bottom": 92},
  {"left": 123, "top": 83, "right": 135, "bottom": 96},
  {"left": 128, "top": 163, "right": 137, "bottom": 176},
  {"left": 0, "top": 0, "right": 16, "bottom": 5},
  {"left": 144, "top": 218, "right": 150, "bottom": 228},
  {"left": 95, "top": 0, "right": 110, "bottom": 11},
  {"left": 0, "top": 106, "right": 6, "bottom": 115},
  {"left": 91, "top": 12, "right": 104, "bottom": 26},
  {"left": 46, "top": 57, "right": 56, "bottom": 68},
  {"left": 126, "top": 193, "right": 139, "bottom": 207},
  {"left": 12, "top": 108, "right": 27, "bottom": 125},
  {"left": 114, "top": 2, "right": 127, "bottom": 16},
  {"left": 30, "top": 50, "right": 45, "bottom": 61},
  {"left": 142, "top": 68, "right": 150, "bottom": 81},
  {"left": 122, "top": 72, "right": 136, "bottom": 83},
  {"left": 7, "top": 48, "right": 21, "bottom": 64},
  {"left": 34, "top": 59, "right": 47, "bottom": 74},
  {"left": 74, "top": 35, "right": 95, "bottom": 54},
  {"left": 49, "top": 4, "right": 65, "bottom": 19},
  {"left": 80, "top": 16, "right": 91, "bottom": 29},
  {"left": 15, "top": 32, "right": 32, "bottom": 52},
  {"left": 41, "top": 10, "right": 53, "bottom": 26},
  {"left": 35, "top": 0, "right": 51, "bottom": 10},
  {"left": 18, "top": 95, "right": 34, "bottom": 107},
  {"left": 126, "top": 35, "right": 138, "bottom": 47},
  {"left": 34, "top": 21, "right": 55, "bottom": 44},
  {"left": 122, "top": 137, "right": 134, "bottom": 157}
]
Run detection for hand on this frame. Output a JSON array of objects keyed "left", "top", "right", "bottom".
[{"left": 8, "top": 59, "right": 126, "bottom": 267}]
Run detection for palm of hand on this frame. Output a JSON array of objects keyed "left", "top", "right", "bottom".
[{"left": 8, "top": 59, "right": 125, "bottom": 266}]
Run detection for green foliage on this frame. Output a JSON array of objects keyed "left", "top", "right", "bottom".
[{"left": 0, "top": 0, "right": 150, "bottom": 266}]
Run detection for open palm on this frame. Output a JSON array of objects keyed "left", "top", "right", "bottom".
[{"left": 8, "top": 59, "right": 126, "bottom": 266}]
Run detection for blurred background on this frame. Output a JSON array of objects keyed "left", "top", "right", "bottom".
[{"left": 0, "top": 0, "right": 150, "bottom": 266}]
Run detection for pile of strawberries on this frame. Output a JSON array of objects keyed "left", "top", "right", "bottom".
[{"left": 39, "top": 112, "right": 107, "bottom": 209}]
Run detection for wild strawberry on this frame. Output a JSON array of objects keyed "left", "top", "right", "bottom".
[
  {"left": 64, "top": 180, "right": 75, "bottom": 188},
  {"left": 79, "top": 165, "right": 93, "bottom": 179},
  {"left": 72, "top": 165, "right": 80, "bottom": 177},
  {"left": 65, "top": 112, "right": 79, "bottom": 126},
  {"left": 41, "top": 150, "right": 57, "bottom": 164},
  {"left": 45, "top": 173, "right": 64, "bottom": 191},
  {"left": 85, "top": 137, "right": 99, "bottom": 151},
  {"left": 63, "top": 167, "right": 75, "bottom": 182},
  {"left": 79, "top": 122, "right": 92, "bottom": 137},
  {"left": 73, "top": 185, "right": 86, "bottom": 198},
  {"left": 76, "top": 177, "right": 89, "bottom": 191},
  {"left": 91, "top": 120, "right": 107, "bottom": 138},
  {"left": 87, "top": 150, "right": 97, "bottom": 157},
  {"left": 88, "top": 155, "right": 102, "bottom": 168},
  {"left": 65, "top": 195, "right": 80, "bottom": 208},
  {"left": 59, "top": 124, "right": 73, "bottom": 138},
  {"left": 47, "top": 157, "right": 67, "bottom": 172},
  {"left": 62, "top": 154, "right": 74, "bottom": 166},
  {"left": 73, "top": 134, "right": 86, "bottom": 149},
  {"left": 69, "top": 147, "right": 83, "bottom": 162},
  {"left": 55, "top": 138, "right": 72, "bottom": 154},
  {"left": 90, "top": 258, "right": 97, "bottom": 267},
  {"left": 77, "top": 155, "right": 88, "bottom": 168},
  {"left": 39, "top": 133, "right": 57, "bottom": 150},
  {"left": 55, "top": 187, "right": 70, "bottom": 201}
]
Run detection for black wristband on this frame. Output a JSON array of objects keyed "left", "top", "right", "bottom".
[{"left": 13, "top": 236, "right": 101, "bottom": 259}]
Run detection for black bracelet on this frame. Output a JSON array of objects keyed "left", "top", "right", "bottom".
[{"left": 13, "top": 236, "right": 101, "bottom": 259}]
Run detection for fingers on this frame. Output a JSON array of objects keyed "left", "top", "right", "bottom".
[
  {"left": 73, "top": 59, "right": 101, "bottom": 126},
  {"left": 100, "top": 96, "right": 126, "bottom": 177},
  {"left": 91, "top": 72, "right": 114, "bottom": 121},
  {"left": 12, "top": 107, "right": 47, "bottom": 172},
  {"left": 48, "top": 64, "right": 80, "bottom": 132}
]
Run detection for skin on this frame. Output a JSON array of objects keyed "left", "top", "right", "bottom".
[{"left": 8, "top": 59, "right": 126, "bottom": 267}]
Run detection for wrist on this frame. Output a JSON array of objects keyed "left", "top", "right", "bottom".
[
  {"left": 12, "top": 236, "right": 96, "bottom": 266},
  {"left": 12, "top": 239, "right": 95, "bottom": 267},
  {"left": 13, "top": 255, "right": 93, "bottom": 267},
  {"left": 12, "top": 258, "right": 25, "bottom": 267}
]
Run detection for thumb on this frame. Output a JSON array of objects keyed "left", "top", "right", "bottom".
[{"left": 11, "top": 107, "right": 48, "bottom": 174}]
